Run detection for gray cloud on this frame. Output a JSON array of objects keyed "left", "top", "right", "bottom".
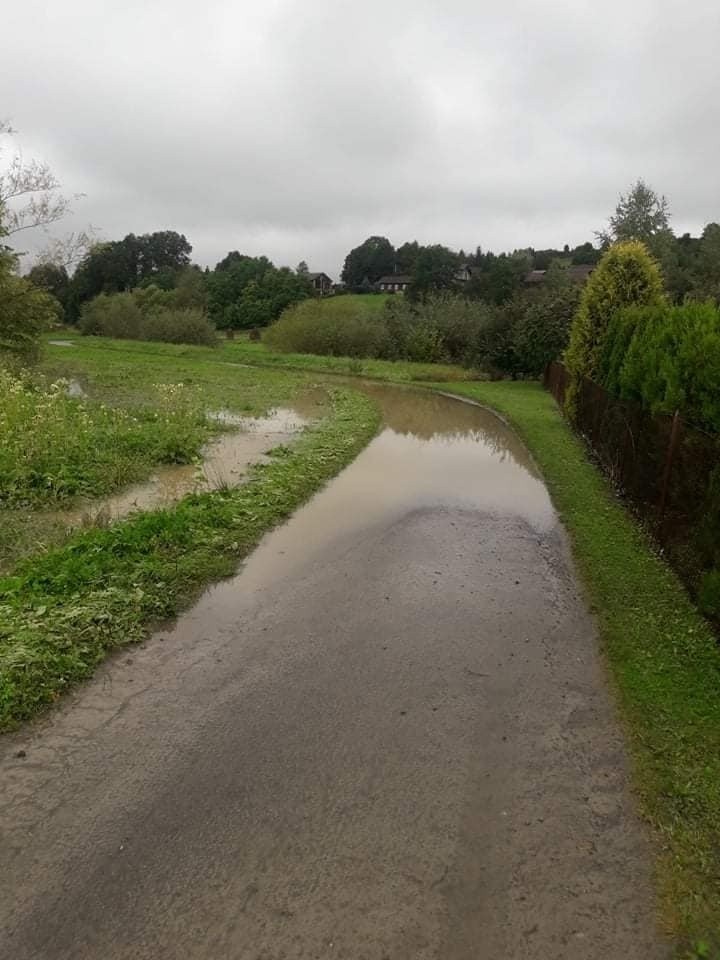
[{"left": 4, "top": 0, "right": 720, "bottom": 277}]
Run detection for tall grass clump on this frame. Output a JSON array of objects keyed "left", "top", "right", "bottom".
[{"left": 0, "top": 370, "right": 212, "bottom": 506}]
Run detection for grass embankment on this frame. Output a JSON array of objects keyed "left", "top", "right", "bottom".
[
  {"left": 0, "top": 389, "right": 380, "bottom": 730},
  {"left": 442, "top": 381, "right": 720, "bottom": 955}
]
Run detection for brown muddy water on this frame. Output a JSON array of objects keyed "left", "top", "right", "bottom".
[
  {"left": 57, "top": 406, "right": 312, "bottom": 528},
  {"left": 156, "top": 383, "right": 555, "bottom": 633}
]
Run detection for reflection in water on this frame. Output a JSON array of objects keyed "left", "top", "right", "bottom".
[{"left": 168, "top": 385, "right": 555, "bottom": 624}]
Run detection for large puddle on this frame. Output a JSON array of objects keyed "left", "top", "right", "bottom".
[
  {"left": 57, "top": 407, "right": 312, "bottom": 528},
  {"left": 156, "top": 384, "right": 555, "bottom": 634}
]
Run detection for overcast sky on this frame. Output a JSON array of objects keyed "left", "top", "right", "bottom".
[{"left": 4, "top": 0, "right": 720, "bottom": 278}]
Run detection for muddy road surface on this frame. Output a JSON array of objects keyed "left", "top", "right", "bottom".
[{"left": 0, "top": 385, "right": 668, "bottom": 959}]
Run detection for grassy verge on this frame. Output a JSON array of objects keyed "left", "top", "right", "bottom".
[
  {"left": 441, "top": 380, "right": 720, "bottom": 954},
  {"left": 0, "top": 390, "right": 380, "bottom": 730},
  {"left": 42, "top": 333, "right": 473, "bottom": 385}
]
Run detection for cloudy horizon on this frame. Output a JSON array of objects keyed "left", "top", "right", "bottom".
[{"left": 4, "top": 0, "right": 720, "bottom": 279}]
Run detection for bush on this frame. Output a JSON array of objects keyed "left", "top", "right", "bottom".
[
  {"left": 139, "top": 308, "right": 218, "bottom": 346},
  {"left": 79, "top": 292, "right": 142, "bottom": 338},
  {"left": 264, "top": 298, "right": 389, "bottom": 357},
  {"left": 0, "top": 260, "right": 59, "bottom": 364},
  {"left": 79, "top": 292, "right": 217, "bottom": 346},
  {"left": 602, "top": 301, "right": 720, "bottom": 432},
  {"left": 564, "top": 241, "right": 665, "bottom": 415},
  {"left": 511, "top": 285, "right": 581, "bottom": 377}
]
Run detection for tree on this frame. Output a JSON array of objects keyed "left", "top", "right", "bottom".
[
  {"left": 27, "top": 261, "right": 70, "bottom": 311},
  {"left": 465, "top": 251, "right": 530, "bottom": 305},
  {"left": 341, "top": 236, "right": 395, "bottom": 288},
  {"left": 296, "top": 260, "right": 309, "bottom": 274},
  {"left": 65, "top": 231, "right": 193, "bottom": 319},
  {"left": 571, "top": 241, "right": 601, "bottom": 265},
  {"left": 395, "top": 241, "right": 421, "bottom": 273},
  {"left": 408, "top": 245, "right": 459, "bottom": 300},
  {"left": 0, "top": 255, "right": 59, "bottom": 362},
  {"left": 206, "top": 254, "right": 312, "bottom": 330},
  {"left": 564, "top": 240, "right": 666, "bottom": 417},
  {"left": 597, "top": 179, "right": 675, "bottom": 268},
  {"left": 0, "top": 121, "right": 77, "bottom": 236}
]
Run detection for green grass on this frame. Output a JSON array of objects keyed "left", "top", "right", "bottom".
[
  {"left": 0, "top": 337, "right": 333, "bottom": 573},
  {"left": 440, "top": 381, "right": 720, "bottom": 953},
  {"left": 0, "top": 389, "right": 380, "bottom": 729},
  {"left": 224, "top": 337, "right": 471, "bottom": 382},
  {"left": 43, "top": 331, "right": 473, "bottom": 385},
  {"left": 335, "top": 293, "right": 390, "bottom": 311},
  {"left": 41, "top": 334, "right": 321, "bottom": 410},
  {"left": 0, "top": 370, "right": 213, "bottom": 507}
]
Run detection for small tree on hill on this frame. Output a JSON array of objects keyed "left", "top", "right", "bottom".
[{"left": 564, "top": 240, "right": 665, "bottom": 417}]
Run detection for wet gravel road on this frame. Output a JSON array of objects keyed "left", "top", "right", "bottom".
[{"left": 0, "top": 386, "right": 669, "bottom": 959}]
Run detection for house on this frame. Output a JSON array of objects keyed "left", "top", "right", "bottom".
[
  {"left": 523, "top": 264, "right": 596, "bottom": 287},
  {"left": 307, "top": 272, "right": 333, "bottom": 296},
  {"left": 454, "top": 263, "right": 482, "bottom": 283},
  {"left": 378, "top": 274, "right": 412, "bottom": 293}
]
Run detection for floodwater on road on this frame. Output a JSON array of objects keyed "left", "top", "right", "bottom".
[
  {"left": 216, "top": 382, "right": 555, "bottom": 598},
  {"left": 0, "top": 383, "right": 665, "bottom": 960}
]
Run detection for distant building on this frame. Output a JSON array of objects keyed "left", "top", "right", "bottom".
[
  {"left": 454, "top": 263, "right": 482, "bottom": 283},
  {"left": 378, "top": 274, "right": 412, "bottom": 293},
  {"left": 307, "top": 272, "right": 333, "bottom": 296},
  {"left": 523, "top": 264, "right": 596, "bottom": 287}
]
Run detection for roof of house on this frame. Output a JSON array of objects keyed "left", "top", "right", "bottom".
[
  {"left": 524, "top": 264, "right": 596, "bottom": 285},
  {"left": 566, "top": 264, "right": 595, "bottom": 281},
  {"left": 378, "top": 274, "right": 412, "bottom": 284},
  {"left": 307, "top": 272, "right": 332, "bottom": 282}
]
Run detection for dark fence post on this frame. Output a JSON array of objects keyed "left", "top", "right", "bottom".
[{"left": 658, "top": 410, "right": 682, "bottom": 518}]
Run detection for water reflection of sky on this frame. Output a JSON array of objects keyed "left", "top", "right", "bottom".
[{"left": 232, "top": 388, "right": 556, "bottom": 596}]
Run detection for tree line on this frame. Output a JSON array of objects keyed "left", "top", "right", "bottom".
[{"left": 340, "top": 180, "right": 720, "bottom": 306}]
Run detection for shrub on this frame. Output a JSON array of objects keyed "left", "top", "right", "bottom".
[
  {"left": 264, "top": 298, "right": 389, "bottom": 358},
  {"left": 139, "top": 308, "right": 218, "bottom": 346},
  {"left": 133, "top": 283, "right": 176, "bottom": 317},
  {"left": 564, "top": 241, "right": 665, "bottom": 415},
  {"left": 79, "top": 292, "right": 143, "bottom": 338},
  {"left": 0, "top": 261, "right": 59, "bottom": 364},
  {"left": 603, "top": 301, "right": 720, "bottom": 432},
  {"left": 511, "top": 286, "right": 581, "bottom": 377},
  {"left": 80, "top": 292, "right": 217, "bottom": 346}
]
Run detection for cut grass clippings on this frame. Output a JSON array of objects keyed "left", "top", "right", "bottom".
[
  {"left": 441, "top": 380, "right": 720, "bottom": 953},
  {"left": 0, "top": 389, "right": 380, "bottom": 730}
]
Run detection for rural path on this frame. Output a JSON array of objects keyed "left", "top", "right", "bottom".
[{"left": 0, "top": 385, "right": 669, "bottom": 959}]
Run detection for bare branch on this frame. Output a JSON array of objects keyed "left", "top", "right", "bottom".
[
  {"left": 35, "top": 226, "right": 100, "bottom": 269},
  {"left": 1, "top": 123, "right": 78, "bottom": 236}
]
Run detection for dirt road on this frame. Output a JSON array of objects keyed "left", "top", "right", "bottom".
[{"left": 0, "top": 386, "right": 669, "bottom": 958}]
